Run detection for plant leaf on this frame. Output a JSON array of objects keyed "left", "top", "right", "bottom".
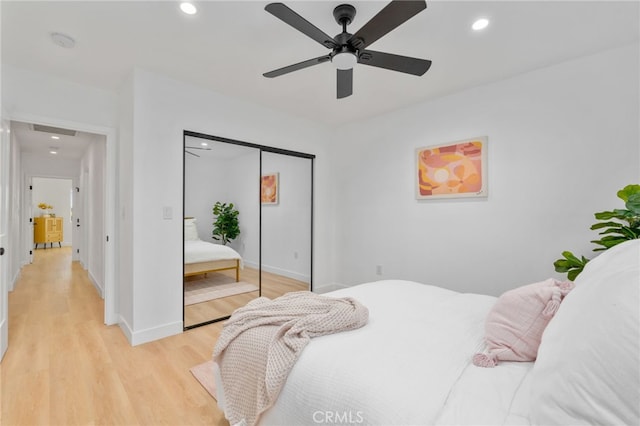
[
  {"left": 567, "top": 269, "right": 581, "bottom": 282},
  {"left": 590, "top": 221, "right": 623, "bottom": 230},
  {"left": 591, "top": 237, "right": 627, "bottom": 249},
  {"left": 553, "top": 259, "right": 571, "bottom": 272},
  {"left": 617, "top": 184, "right": 640, "bottom": 202},
  {"left": 626, "top": 193, "right": 640, "bottom": 215},
  {"left": 594, "top": 209, "right": 633, "bottom": 221}
]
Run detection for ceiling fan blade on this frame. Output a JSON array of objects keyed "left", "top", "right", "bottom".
[
  {"left": 264, "top": 55, "right": 331, "bottom": 78},
  {"left": 265, "top": 3, "right": 337, "bottom": 49},
  {"left": 348, "top": 1, "right": 426, "bottom": 50},
  {"left": 358, "top": 50, "right": 431, "bottom": 76},
  {"left": 337, "top": 69, "right": 353, "bottom": 99}
]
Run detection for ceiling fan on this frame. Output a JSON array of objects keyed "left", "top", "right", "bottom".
[
  {"left": 184, "top": 145, "right": 212, "bottom": 158},
  {"left": 263, "top": 1, "right": 432, "bottom": 99}
]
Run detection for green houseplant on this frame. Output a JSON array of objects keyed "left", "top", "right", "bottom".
[
  {"left": 554, "top": 184, "right": 640, "bottom": 281},
  {"left": 212, "top": 202, "right": 240, "bottom": 245}
]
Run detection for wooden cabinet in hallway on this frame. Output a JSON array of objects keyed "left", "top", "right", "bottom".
[{"left": 33, "top": 216, "right": 63, "bottom": 249}]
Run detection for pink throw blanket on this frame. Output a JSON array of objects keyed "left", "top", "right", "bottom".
[{"left": 213, "top": 291, "right": 369, "bottom": 426}]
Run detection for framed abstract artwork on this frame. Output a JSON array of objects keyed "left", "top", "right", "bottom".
[
  {"left": 261, "top": 173, "right": 279, "bottom": 205},
  {"left": 416, "top": 136, "right": 488, "bottom": 199}
]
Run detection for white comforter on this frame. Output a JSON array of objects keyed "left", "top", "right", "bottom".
[
  {"left": 247, "top": 280, "right": 533, "bottom": 425},
  {"left": 184, "top": 240, "right": 243, "bottom": 267}
]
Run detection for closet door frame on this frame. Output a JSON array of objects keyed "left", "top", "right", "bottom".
[{"left": 182, "top": 130, "right": 315, "bottom": 330}]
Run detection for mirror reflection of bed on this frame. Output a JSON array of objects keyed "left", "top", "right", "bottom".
[{"left": 183, "top": 132, "right": 313, "bottom": 329}]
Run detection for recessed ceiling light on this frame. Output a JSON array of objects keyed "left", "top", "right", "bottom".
[
  {"left": 50, "top": 150, "right": 58, "bottom": 155},
  {"left": 180, "top": 2, "right": 197, "bottom": 15},
  {"left": 50, "top": 32, "right": 76, "bottom": 48},
  {"left": 200, "top": 142, "right": 208, "bottom": 147},
  {"left": 51, "top": 135, "right": 60, "bottom": 140},
  {"left": 472, "top": 18, "right": 490, "bottom": 31}
]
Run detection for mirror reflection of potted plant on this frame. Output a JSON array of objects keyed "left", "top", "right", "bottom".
[{"left": 212, "top": 202, "right": 240, "bottom": 245}]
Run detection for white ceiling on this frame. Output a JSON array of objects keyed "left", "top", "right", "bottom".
[{"left": 2, "top": 0, "right": 639, "bottom": 133}]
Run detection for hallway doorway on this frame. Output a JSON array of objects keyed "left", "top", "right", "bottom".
[{"left": 31, "top": 177, "right": 73, "bottom": 253}]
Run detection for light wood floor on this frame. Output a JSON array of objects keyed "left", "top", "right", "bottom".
[
  {"left": 184, "top": 266, "right": 310, "bottom": 327},
  {"left": 1, "top": 247, "right": 230, "bottom": 426}
]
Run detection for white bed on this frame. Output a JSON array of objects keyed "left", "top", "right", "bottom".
[
  {"left": 184, "top": 240, "right": 243, "bottom": 280},
  {"left": 214, "top": 239, "right": 640, "bottom": 426},
  {"left": 184, "top": 217, "right": 243, "bottom": 280}
]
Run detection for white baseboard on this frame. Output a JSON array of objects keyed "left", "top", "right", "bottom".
[
  {"left": 244, "top": 260, "right": 310, "bottom": 283},
  {"left": 9, "top": 269, "right": 20, "bottom": 292},
  {"left": 120, "top": 319, "right": 183, "bottom": 347},
  {"left": 88, "top": 270, "right": 104, "bottom": 298},
  {"left": 118, "top": 316, "right": 134, "bottom": 344},
  {"left": 0, "top": 318, "right": 7, "bottom": 360},
  {"left": 313, "top": 283, "right": 349, "bottom": 294}
]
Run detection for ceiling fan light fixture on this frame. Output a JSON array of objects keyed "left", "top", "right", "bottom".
[
  {"left": 180, "top": 2, "right": 197, "bottom": 15},
  {"left": 332, "top": 52, "right": 357, "bottom": 70},
  {"left": 472, "top": 18, "right": 490, "bottom": 31}
]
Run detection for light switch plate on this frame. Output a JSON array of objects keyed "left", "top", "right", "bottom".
[{"left": 163, "top": 206, "right": 172, "bottom": 220}]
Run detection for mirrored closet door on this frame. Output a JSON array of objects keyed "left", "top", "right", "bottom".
[
  {"left": 260, "top": 151, "right": 312, "bottom": 299},
  {"left": 183, "top": 131, "right": 314, "bottom": 329}
]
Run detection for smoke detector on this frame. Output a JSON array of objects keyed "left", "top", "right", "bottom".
[{"left": 50, "top": 32, "right": 76, "bottom": 49}]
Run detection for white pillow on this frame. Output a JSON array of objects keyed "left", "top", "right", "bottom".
[
  {"left": 530, "top": 239, "right": 640, "bottom": 425},
  {"left": 184, "top": 217, "right": 200, "bottom": 241}
]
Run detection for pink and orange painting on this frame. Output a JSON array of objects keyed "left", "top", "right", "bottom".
[
  {"left": 261, "top": 173, "right": 279, "bottom": 204},
  {"left": 416, "top": 137, "right": 487, "bottom": 199}
]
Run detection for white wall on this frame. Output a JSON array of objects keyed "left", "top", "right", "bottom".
[
  {"left": 122, "top": 68, "right": 334, "bottom": 344},
  {"left": 2, "top": 65, "right": 118, "bottom": 127},
  {"left": 184, "top": 148, "right": 229, "bottom": 242},
  {"left": 117, "top": 72, "right": 134, "bottom": 337},
  {"left": 8, "top": 127, "right": 23, "bottom": 288},
  {"left": 225, "top": 151, "right": 261, "bottom": 262},
  {"left": 32, "top": 177, "right": 72, "bottom": 247},
  {"left": 331, "top": 43, "right": 640, "bottom": 296}
]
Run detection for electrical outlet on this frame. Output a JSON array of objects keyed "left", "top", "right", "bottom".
[{"left": 376, "top": 265, "right": 382, "bottom": 275}]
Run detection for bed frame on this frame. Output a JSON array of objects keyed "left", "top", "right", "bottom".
[{"left": 184, "top": 259, "right": 240, "bottom": 282}]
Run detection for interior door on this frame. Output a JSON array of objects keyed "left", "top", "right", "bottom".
[
  {"left": 27, "top": 176, "right": 33, "bottom": 264},
  {"left": 0, "top": 117, "right": 10, "bottom": 359}
]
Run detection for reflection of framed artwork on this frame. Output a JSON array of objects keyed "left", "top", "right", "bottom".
[
  {"left": 416, "top": 136, "right": 488, "bottom": 200},
  {"left": 261, "top": 173, "right": 279, "bottom": 205}
]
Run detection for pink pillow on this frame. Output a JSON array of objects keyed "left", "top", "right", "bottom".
[{"left": 473, "top": 278, "right": 574, "bottom": 368}]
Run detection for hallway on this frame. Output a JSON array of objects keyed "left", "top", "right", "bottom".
[{"left": 1, "top": 248, "right": 228, "bottom": 425}]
